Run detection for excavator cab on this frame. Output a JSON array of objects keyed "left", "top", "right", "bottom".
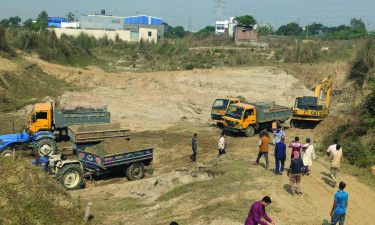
[{"left": 294, "top": 96, "right": 323, "bottom": 111}]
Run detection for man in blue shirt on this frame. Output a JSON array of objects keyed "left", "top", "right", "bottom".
[
  {"left": 330, "top": 181, "right": 348, "bottom": 225},
  {"left": 274, "top": 137, "right": 286, "bottom": 175}
]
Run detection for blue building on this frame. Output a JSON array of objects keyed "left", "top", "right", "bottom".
[
  {"left": 48, "top": 17, "right": 66, "bottom": 28},
  {"left": 124, "top": 15, "right": 162, "bottom": 25}
]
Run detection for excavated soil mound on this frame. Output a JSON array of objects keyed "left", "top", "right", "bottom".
[{"left": 85, "top": 137, "right": 151, "bottom": 155}]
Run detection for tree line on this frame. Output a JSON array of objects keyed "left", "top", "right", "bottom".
[{"left": 0, "top": 11, "right": 371, "bottom": 40}]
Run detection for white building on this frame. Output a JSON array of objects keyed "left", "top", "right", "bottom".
[
  {"left": 215, "top": 20, "right": 229, "bottom": 35},
  {"left": 215, "top": 17, "right": 237, "bottom": 36}
]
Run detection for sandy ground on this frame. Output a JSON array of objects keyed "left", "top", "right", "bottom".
[{"left": 3, "top": 55, "right": 374, "bottom": 224}]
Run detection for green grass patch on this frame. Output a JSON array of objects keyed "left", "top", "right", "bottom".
[
  {"left": 0, "top": 59, "right": 79, "bottom": 112},
  {"left": 0, "top": 157, "right": 84, "bottom": 225}
]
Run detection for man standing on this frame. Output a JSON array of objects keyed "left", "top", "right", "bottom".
[
  {"left": 327, "top": 139, "right": 344, "bottom": 163},
  {"left": 218, "top": 132, "right": 226, "bottom": 156},
  {"left": 275, "top": 127, "right": 286, "bottom": 144},
  {"left": 188, "top": 133, "right": 198, "bottom": 163},
  {"left": 287, "top": 151, "right": 304, "bottom": 195},
  {"left": 289, "top": 137, "right": 305, "bottom": 159},
  {"left": 330, "top": 181, "right": 348, "bottom": 225},
  {"left": 244, "top": 196, "right": 275, "bottom": 225},
  {"left": 274, "top": 137, "right": 286, "bottom": 175},
  {"left": 254, "top": 130, "right": 270, "bottom": 169},
  {"left": 272, "top": 120, "right": 278, "bottom": 145},
  {"left": 301, "top": 138, "right": 316, "bottom": 175},
  {"left": 330, "top": 145, "right": 343, "bottom": 187}
]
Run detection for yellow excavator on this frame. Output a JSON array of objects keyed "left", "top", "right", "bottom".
[{"left": 290, "top": 75, "right": 333, "bottom": 128}]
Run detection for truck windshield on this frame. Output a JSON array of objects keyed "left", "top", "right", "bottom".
[
  {"left": 212, "top": 99, "right": 230, "bottom": 110},
  {"left": 225, "top": 105, "right": 244, "bottom": 120}
]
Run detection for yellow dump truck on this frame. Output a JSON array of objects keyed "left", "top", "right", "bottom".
[
  {"left": 290, "top": 75, "right": 333, "bottom": 128},
  {"left": 211, "top": 96, "right": 246, "bottom": 127},
  {"left": 223, "top": 102, "right": 291, "bottom": 137},
  {"left": 26, "top": 101, "right": 110, "bottom": 133}
]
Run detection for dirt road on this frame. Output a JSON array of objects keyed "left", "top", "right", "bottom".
[{"left": 6, "top": 55, "right": 374, "bottom": 224}]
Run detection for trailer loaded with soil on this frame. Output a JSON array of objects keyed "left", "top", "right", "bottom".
[{"left": 36, "top": 138, "right": 153, "bottom": 190}]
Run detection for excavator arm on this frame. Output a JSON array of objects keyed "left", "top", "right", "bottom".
[{"left": 313, "top": 75, "right": 333, "bottom": 109}]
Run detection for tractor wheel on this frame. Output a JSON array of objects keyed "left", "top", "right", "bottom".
[
  {"left": 0, "top": 149, "right": 13, "bottom": 158},
  {"left": 244, "top": 126, "right": 256, "bottom": 137},
  {"left": 125, "top": 163, "right": 145, "bottom": 181},
  {"left": 55, "top": 164, "right": 83, "bottom": 190},
  {"left": 35, "top": 138, "right": 57, "bottom": 157}
]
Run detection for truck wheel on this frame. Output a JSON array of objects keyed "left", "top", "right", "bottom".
[
  {"left": 126, "top": 163, "right": 145, "bottom": 181},
  {"left": 245, "top": 126, "right": 256, "bottom": 137},
  {"left": 1, "top": 149, "right": 13, "bottom": 158},
  {"left": 55, "top": 164, "right": 83, "bottom": 190},
  {"left": 35, "top": 138, "right": 57, "bottom": 157}
]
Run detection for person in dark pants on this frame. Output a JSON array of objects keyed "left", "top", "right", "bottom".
[
  {"left": 274, "top": 137, "right": 286, "bottom": 175},
  {"left": 218, "top": 132, "right": 226, "bottom": 156},
  {"left": 287, "top": 151, "right": 304, "bottom": 195},
  {"left": 330, "top": 181, "right": 348, "bottom": 225},
  {"left": 188, "top": 133, "right": 198, "bottom": 162},
  {"left": 254, "top": 130, "right": 270, "bottom": 169}
]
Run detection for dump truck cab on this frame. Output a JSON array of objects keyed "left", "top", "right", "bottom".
[
  {"left": 211, "top": 96, "right": 246, "bottom": 126},
  {"left": 27, "top": 103, "right": 53, "bottom": 133},
  {"left": 224, "top": 103, "right": 257, "bottom": 134}
]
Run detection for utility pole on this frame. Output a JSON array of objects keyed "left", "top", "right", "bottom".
[
  {"left": 306, "top": 21, "right": 309, "bottom": 39},
  {"left": 216, "top": 0, "right": 223, "bottom": 21}
]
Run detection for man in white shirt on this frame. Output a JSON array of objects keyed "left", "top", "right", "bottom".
[
  {"left": 327, "top": 139, "right": 344, "bottom": 162},
  {"left": 218, "top": 132, "right": 226, "bottom": 156}
]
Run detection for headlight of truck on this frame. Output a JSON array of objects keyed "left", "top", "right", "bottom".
[{"left": 237, "top": 125, "right": 242, "bottom": 129}]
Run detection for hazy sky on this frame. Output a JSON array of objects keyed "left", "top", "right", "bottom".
[{"left": 1, "top": 0, "right": 375, "bottom": 31}]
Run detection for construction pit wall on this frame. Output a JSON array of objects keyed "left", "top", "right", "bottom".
[{"left": 49, "top": 27, "right": 158, "bottom": 43}]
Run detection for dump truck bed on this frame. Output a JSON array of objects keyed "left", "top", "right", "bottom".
[
  {"left": 247, "top": 102, "right": 291, "bottom": 122},
  {"left": 67, "top": 123, "right": 131, "bottom": 144},
  {"left": 77, "top": 148, "right": 153, "bottom": 170},
  {"left": 53, "top": 105, "right": 110, "bottom": 129}
]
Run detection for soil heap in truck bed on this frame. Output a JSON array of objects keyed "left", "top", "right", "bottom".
[{"left": 84, "top": 137, "right": 150, "bottom": 155}]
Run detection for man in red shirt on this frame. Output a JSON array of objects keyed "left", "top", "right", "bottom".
[{"left": 289, "top": 137, "right": 307, "bottom": 159}]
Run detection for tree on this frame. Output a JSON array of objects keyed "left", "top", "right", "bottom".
[
  {"left": 66, "top": 12, "right": 75, "bottom": 22},
  {"left": 277, "top": 22, "right": 303, "bottom": 36},
  {"left": 235, "top": 15, "right": 257, "bottom": 26},
  {"left": 9, "top": 16, "right": 21, "bottom": 27},
  {"left": 195, "top": 26, "right": 215, "bottom": 38},
  {"left": 306, "top": 22, "right": 324, "bottom": 35},
  {"left": 0, "top": 19, "right": 10, "bottom": 27},
  {"left": 258, "top": 24, "right": 274, "bottom": 35},
  {"left": 23, "top": 18, "right": 34, "bottom": 29},
  {"left": 350, "top": 18, "right": 366, "bottom": 30},
  {"left": 36, "top": 10, "right": 49, "bottom": 30}
]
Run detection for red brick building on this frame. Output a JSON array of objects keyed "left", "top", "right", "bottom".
[{"left": 234, "top": 25, "right": 258, "bottom": 44}]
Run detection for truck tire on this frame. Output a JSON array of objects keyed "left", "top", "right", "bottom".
[
  {"left": 0, "top": 149, "right": 13, "bottom": 158},
  {"left": 55, "top": 164, "right": 83, "bottom": 190},
  {"left": 125, "top": 163, "right": 145, "bottom": 181},
  {"left": 245, "top": 126, "right": 256, "bottom": 137},
  {"left": 35, "top": 138, "right": 57, "bottom": 157}
]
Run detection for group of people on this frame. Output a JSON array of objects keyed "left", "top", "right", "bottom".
[{"left": 187, "top": 121, "right": 347, "bottom": 224}]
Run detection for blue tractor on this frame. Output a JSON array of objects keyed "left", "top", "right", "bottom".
[{"left": 0, "top": 129, "right": 56, "bottom": 158}]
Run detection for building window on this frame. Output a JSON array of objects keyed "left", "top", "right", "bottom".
[{"left": 148, "top": 31, "right": 152, "bottom": 37}]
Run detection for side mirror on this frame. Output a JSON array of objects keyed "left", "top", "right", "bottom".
[{"left": 32, "top": 114, "right": 36, "bottom": 123}]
